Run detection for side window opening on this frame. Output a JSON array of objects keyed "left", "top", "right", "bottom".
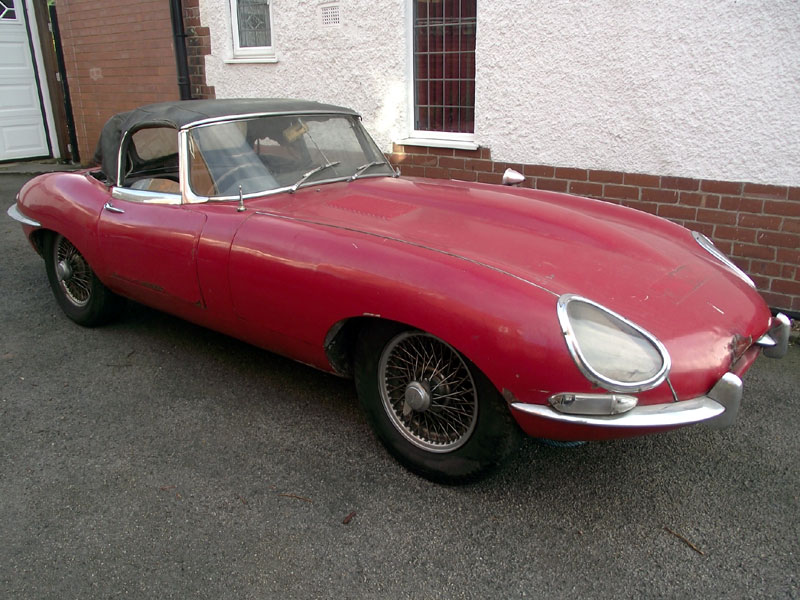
[{"left": 122, "top": 126, "right": 180, "bottom": 194}]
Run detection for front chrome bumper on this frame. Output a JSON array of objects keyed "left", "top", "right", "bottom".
[
  {"left": 756, "top": 313, "right": 791, "bottom": 359},
  {"left": 511, "top": 371, "right": 742, "bottom": 430},
  {"left": 513, "top": 312, "right": 792, "bottom": 432}
]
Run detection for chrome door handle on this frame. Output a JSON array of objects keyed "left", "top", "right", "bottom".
[{"left": 104, "top": 201, "right": 125, "bottom": 214}]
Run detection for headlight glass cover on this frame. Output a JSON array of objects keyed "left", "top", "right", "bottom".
[
  {"left": 692, "top": 231, "right": 756, "bottom": 288},
  {"left": 557, "top": 294, "right": 671, "bottom": 393}
]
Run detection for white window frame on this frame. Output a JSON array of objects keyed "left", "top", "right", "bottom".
[
  {"left": 401, "top": 0, "right": 477, "bottom": 151},
  {"left": 227, "top": 0, "right": 277, "bottom": 63}
]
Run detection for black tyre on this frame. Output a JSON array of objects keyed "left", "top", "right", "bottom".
[
  {"left": 355, "top": 322, "right": 521, "bottom": 483},
  {"left": 44, "top": 233, "right": 123, "bottom": 327}
]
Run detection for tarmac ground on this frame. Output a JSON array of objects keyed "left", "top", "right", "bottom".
[{"left": 1, "top": 170, "right": 798, "bottom": 599}]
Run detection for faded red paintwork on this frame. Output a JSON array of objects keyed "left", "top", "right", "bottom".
[{"left": 15, "top": 169, "right": 772, "bottom": 441}]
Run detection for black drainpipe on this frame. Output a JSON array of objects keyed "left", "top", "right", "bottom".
[
  {"left": 48, "top": 4, "right": 79, "bottom": 163},
  {"left": 169, "top": 0, "right": 192, "bottom": 100}
]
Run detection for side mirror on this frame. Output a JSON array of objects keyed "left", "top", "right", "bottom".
[{"left": 502, "top": 168, "right": 525, "bottom": 186}]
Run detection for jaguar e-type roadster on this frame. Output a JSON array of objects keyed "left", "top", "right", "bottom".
[{"left": 8, "top": 99, "right": 791, "bottom": 482}]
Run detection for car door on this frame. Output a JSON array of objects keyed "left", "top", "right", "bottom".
[
  {"left": 96, "top": 124, "right": 206, "bottom": 309},
  {"left": 97, "top": 196, "right": 207, "bottom": 310}
]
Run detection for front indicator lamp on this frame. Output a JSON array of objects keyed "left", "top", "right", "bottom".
[{"left": 549, "top": 392, "right": 638, "bottom": 416}]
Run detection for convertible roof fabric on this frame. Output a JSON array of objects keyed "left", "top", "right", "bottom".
[{"left": 93, "top": 98, "right": 359, "bottom": 183}]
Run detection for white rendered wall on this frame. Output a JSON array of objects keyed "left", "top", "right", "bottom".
[
  {"left": 199, "top": 0, "right": 409, "bottom": 152},
  {"left": 201, "top": 1, "right": 800, "bottom": 186},
  {"left": 475, "top": 1, "right": 800, "bottom": 186}
]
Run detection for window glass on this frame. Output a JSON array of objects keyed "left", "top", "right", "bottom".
[
  {"left": 187, "top": 114, "right": 393, "bottom": 198},
  {"left": 0, "top": 0, "right": 17, "bottom": 20},
  {"left": 236, "top": 0, "right": 271, "bottom": 47},
  {"left": 131, "top": 127, "right": 178, "bottom": 162},
  {"left": 230, "top": 0, "right": 275, "bottom": 59},
  {"left": 123, "top": 127, "right": 179, "bottom": 187},
  {"left": 413, "top": 0, "right": 476, "bottom": 134}
]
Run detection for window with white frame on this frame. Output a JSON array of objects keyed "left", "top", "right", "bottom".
[
  {"left": 410, "top": 0, "right": 476, "bottom": 143},
  {"left": 229, "top": 0, "right": 276, "bottom": 62}
]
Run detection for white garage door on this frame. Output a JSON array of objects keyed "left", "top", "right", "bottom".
[{"left": 0, "top": 0, "right": 49, "bottom": 161}]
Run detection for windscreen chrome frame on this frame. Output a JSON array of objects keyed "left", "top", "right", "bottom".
[{"left": 557, "top": 294, "right": 672, "bottom": 393}]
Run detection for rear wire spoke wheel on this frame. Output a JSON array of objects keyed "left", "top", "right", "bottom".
[
  {"left": 356, "top": 323, "right": 521, "bottom": 483},
  {"left": 44, "top": 233, "right": 123, "bottom": 327}
]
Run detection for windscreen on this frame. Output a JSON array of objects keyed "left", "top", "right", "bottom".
[{"left": 187, "top": 114, "right": 393, "bottom": 198}]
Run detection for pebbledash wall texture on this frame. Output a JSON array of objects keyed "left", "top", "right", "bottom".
[{"left": 199, "top": 0, "right": 799, "bottom": 312}]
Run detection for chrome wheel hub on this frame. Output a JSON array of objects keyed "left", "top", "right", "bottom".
[
  {"left": 404, "top": 381, "right": 431, "bottom": 414},
  {"left": 56, "top": 260, "right": 73, "bottom": 282},
  {"left": 378, "top": 331, "right": 479, "bottom": 453}
]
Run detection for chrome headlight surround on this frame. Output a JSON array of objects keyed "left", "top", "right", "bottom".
[
  {"left": 692, "top": 231, "right": 756, "bottom": 288},
  {"left": 557, "top": 294, "right": 671, "bottom": 393}
]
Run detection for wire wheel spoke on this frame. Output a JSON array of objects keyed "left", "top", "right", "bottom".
[
  {"left": 378, "top": 331, "right": 478, "bottom": 453},
  {"left": 56, "top": 237, "right": 92, "bottom": 307}
]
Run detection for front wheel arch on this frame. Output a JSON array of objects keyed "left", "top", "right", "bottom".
[{"left": 354, "top": 320, "right": 521, "bottom": 483}]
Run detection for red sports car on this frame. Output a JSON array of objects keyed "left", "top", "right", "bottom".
[{"left": 8, "top": 99, "right": 791, "bottom": 482}]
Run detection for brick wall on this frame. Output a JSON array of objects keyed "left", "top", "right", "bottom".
[
  {"left": 182, "top": 0, "right": 215, "bottom": 100},
  {"left": 56, "top": 0, "right": 180, "bottom": 162},
  {"left": 388, "top": 144, "right": 800, "bottom": 314},
  {"left": 56, "top": 0, "right": 214, "bottom": 164}
]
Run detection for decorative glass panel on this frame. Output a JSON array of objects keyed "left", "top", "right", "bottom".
[
  {"left": 413, "top": 0, "right": 476, "bottom": 134},
  {"left": 237, "top": 0, "right": 271, "bottom": 48},
  {"left": 0, "top": 0, "right": 17, "bottom": 20}
]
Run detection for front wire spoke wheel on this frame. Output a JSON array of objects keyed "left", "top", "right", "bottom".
[
  {"left": 55, "top": 236, "right": 92, "bottom": 307},
  {"left": 378, "top": 331, "right": 478, "bottom": 453}
]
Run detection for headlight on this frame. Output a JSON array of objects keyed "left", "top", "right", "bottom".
[
  {"left": 557, "top": 294, "right": 671, "bottom": 393},
  {"left": 692, "top": 231, "right": 756, "bottom": 288}
]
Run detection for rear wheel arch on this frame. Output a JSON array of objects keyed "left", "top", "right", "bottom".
[
  {"left": 42, "top": 231, "right": 124, "bottom": 327},
  {"left": 29, "top": 228, "right": 52, "bottom": 258}
]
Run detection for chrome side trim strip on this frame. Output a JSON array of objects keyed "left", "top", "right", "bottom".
[
  {"left": 7, "top": 204, "right": 41, "bottom": 227},
  {"left": 512, "top": 372, "right": 743, "bottom": 430},
  {"left": 111, "top": 187, "right": 180, "bottom": 205}
]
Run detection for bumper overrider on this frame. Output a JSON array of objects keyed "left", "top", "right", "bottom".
[{"left": 512, "top": 313, "right": 791, "bottom": 436}]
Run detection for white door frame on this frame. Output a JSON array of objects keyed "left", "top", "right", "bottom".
[
  {"left": 0, "top": 0, "right": 60, "bottom": 160},
  {"left": 23, "top": 0, "right": 60, "bottom": 159}
]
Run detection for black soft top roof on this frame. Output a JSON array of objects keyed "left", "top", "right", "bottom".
[{"left": 93, "top": 98, "right": 359, "bottom": 183}]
